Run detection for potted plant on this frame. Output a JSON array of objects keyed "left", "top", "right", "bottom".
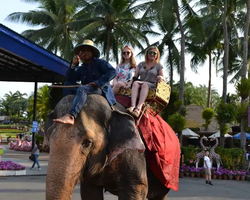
[
  {"left": 199, "top": 167, "right": 205, "bottom": 178},
  {"left": 234, "top": 171, "right": 241, "bottom": 181},
  {"left": 190, "top": 166, "right": 196, "bottom": 177},
  {"left": 184, "top": 166, "right": 190, "bottom": 177},
  {"left": 227, "top": 170, "right": 235, "bottom": 180},
  {"left": 196, "top": 167, "right": 201, "bottom": 178},
  {"left": 240, "top": 171, "right": 246, "bottom": 181},
  {"left": 222, "top": 169, "right": 228, "bottom": 180},
  {"left": 213, "top": 171, "right": 222, "bottom": 179},
  {"left": 180, "top": 166, "right": 185, "bottom": 178}
]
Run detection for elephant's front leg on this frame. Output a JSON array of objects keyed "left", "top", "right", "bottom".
[
  {"left": 80, "top": 180, "right": 103, "bottom": 200},
  {"left": 118, "top": 185, "right": 148, "bottom": 200}
]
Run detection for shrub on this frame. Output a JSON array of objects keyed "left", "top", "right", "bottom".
[
  {"left": 202, "top": 108, "right": 214, "bottom": 130},
  {"left": 35, "top": 135, "right": 44, "bottom": 146}
]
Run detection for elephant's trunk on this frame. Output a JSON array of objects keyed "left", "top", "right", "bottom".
[{"left": 46, "top": 135, "right": 84, "bottom": 200}]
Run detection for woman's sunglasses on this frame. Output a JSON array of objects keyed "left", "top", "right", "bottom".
[
  {"left": 123, "top": 51, "right": 131, "bottom": 55},
  {"left": 148, "top": 51, "right": 157, "bottom": 56}
]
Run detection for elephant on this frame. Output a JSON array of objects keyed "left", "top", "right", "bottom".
[{"left": 45, "top": 94, "right": 172, "bottom": 200}]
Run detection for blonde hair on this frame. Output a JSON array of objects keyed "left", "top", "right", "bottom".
[
  {"left": 120, "top": 46, "right": 136, "bottom": 69},
  {"left": 145, "top": 46, "right": 160, "bottom": 63}
]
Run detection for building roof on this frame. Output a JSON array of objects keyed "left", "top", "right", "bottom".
[
  {"left": 185, "top": 105, "right": 219, "bottom": 134},
  {"left": 0, "top": 23, "right": 69, "bottom": 82}
]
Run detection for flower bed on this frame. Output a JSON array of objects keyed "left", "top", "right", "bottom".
[
  {"left": 0, "top": 161, "right": 26, "bottom": 176},
  {"left": 180, "top": 165, "right": 249, "bottom": 181}
]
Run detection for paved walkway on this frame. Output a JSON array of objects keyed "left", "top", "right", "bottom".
[{"left": 0, "top": 144, "right": 49, "bottom": 176}]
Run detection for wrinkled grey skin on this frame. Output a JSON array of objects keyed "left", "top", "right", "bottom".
[{"left": 45, "top": 95, "right": 170, "bottom": 200}]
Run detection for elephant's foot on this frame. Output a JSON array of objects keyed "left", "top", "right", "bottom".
[{"left": 53, "top": 114, "right": 75, "bottom": 125}]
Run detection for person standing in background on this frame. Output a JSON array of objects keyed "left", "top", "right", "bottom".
[{"left": 204, "top": 150, "right": 213, "bottom": 185}]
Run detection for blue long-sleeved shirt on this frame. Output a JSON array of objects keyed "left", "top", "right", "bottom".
[{"left": 65, "top": 58, "right": 117, "bottom": 106}]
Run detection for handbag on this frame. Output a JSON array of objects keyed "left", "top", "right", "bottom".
[{"left": 29, "top": 153, "right": 35, "bottom": 161}]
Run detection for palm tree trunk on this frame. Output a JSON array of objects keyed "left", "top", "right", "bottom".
[
  {"left": 220, "top": 0, "right": 229, "bottom": 147},
  {"left": 175, "top": 2, "right": 185, "bottom": 110},
  {"left": 169, "top": 48, "right": 174, "bottom": 88},
  {"left": 240, "top": 0, "right": 250, "bottom": 152},
  {"left": 105, "top": 27, "right": 112, "bottom": 62},
  {"left": 207, "top": 52, "right": 212, "bottom": 108},
  {"left": 222, "top": 0, "right": 229, "bottom": 103}
]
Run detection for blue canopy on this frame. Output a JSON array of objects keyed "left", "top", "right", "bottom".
[
  {"left": 0, "top": 23, "right": 69, "bottom": 82},
  {"left": 232, "top": 132, "right": 250, "bottom": 140}
]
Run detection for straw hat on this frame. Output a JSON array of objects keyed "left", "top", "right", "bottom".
[{"left": 73, "top": 39, "right": 100, "bottom": 58}]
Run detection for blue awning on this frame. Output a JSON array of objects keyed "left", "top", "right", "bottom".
[{"left": 0, "top": 23, "right": 69, "bottom": 82}]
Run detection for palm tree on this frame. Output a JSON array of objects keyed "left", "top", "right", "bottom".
[
  {"left": 70, "top": 0, "right": 150, "bottom": 62},
  {"left": 186, "top": 1, "right": 224, "bottom": 108},
  {"left": 28, "top": 85, "right": 51, "bottom": 122},
  {"left": 6, "top": 0, "right": 79, "bottom": 61},
  {"left": 240, "top": 0, "right": 250, "bottom": 151},
  {"left": 139, "top": 0, "right": 200, "bottom": 111}
]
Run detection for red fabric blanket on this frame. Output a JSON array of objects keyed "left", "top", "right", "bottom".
[
  {"left": 138, "top": 111, "right": 180, "bottom": 191},
  {"left": 115, "top": 96, "right": 180, "bottom": 191}
]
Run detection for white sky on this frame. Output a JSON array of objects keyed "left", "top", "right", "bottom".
[{"left": 0, "top": 0, "right": 236, "bottom": 99}]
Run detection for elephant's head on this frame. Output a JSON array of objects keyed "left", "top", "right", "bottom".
[{"left": 45, "top": 95, "right": 145, "bottom": 200}]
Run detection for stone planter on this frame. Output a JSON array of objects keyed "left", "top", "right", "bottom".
[
  {"left": 180, "top": 172, "right": 184, "bottom": 178},
  {"left": 228, "top": 175, "right": 233, "bottom": 180},
  {"left": 213, "top": 175, "right": 217, "bottom": 179},
  {"left": 0, "top": 169, "right": 26, "bottom": 176},
  {"left": 196, "top": 172, "right": 201, "bottom": 178},
  {"left": 185, "top": 172, "right": 190, "bottom": 177},
  {"left": 218, "top": 175, "right": 222, "bottom": 180},
  {"left": 190, "top": 172, "right": 195, "bottom": 178},
  {"left": 241, "top": 176, "right": 245, "bottom": 181}
]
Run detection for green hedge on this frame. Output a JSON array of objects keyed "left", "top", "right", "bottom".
[{"left": 0, "top": 129, "right": 25, "bottom": 134}]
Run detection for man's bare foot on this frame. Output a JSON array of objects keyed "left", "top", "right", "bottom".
[{"left": 53, "top": 114, "right": 75, "bottom": 125}]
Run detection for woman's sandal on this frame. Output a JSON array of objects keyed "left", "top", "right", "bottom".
[
  {"left": 127, "top": 107, "right": 135, "bottom": 113},
  {"left": 131, "top": 107, "right": 141, "bottom": 118}
]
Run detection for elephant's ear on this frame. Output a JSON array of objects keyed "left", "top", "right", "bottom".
[
  {"left": 107, "top": 110, "right": 145, "bottom": 163},
  {"left": 44, "top": 111, "right": 55, "bottom": 144}
]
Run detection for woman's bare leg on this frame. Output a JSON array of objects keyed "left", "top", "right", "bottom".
[
  {"left": 136, "top": 83, "right": 149, "bottom": 110},
  {"left": 131, "top": 82, "right": 141, "bottom": 108},
  {"left": 112, "top": 81, "right": 126, "bottom": 95}
]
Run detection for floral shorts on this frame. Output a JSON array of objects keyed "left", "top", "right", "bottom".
[{"left": 205, "top": 167, "right": 211, "bottom": 175}]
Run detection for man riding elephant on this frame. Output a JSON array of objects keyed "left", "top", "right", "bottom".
[{"left": 53, "top": 39, "right": 117, "bottom": 125}]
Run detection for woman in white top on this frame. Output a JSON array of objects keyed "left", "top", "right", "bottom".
[
  {"left": 126, "top": 46, "right": 165, "bottom": 117},
  {"left": 112, "top": 46, "right": 136, "bottom": 95}
]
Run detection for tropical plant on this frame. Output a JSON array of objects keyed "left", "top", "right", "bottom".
[
  {"left": 27, "top": 85, "right": 51, "bottom": 122},
  {"left": 201, "top": 108, "right": 214, "bottom": 130},
  {"left": 71, "top": 0, "right": 150, "bottom": 62},
  {"left": 6, "top": 0, "right": 80, "bottom": 61},
  {"left": 167, "top": 112, "right": 186, "bottom": 144},
  {"left": 215, "top": 101, "right": 236, "bottom": 147}
]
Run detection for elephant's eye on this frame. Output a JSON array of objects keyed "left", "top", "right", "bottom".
[{"left": 82, "top": 139, "right": 92, "bottom": 148}]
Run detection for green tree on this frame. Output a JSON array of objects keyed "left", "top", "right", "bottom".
[
  {"left": 6, "top": 0, "right": 79, "bottom": 61},
  {"left": 215, "top": 101, "right": 236, "bottom": 147},
  {"left": 72, "top": 0, "right": 150, "bottom": 62},
  {"left": 28, "top": 85, "right": 51, "bottom": 122},
  {"left": 167, "top": 112, "right": 186, "bottom": 144},
  {"left": 202, "top": 108, "right": 215, "bottom": 130},
  {"left": 239, "top": 0, "right": 250, "bottom": 153}
]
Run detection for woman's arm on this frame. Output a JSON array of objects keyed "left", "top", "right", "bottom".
[
  {"left": 124, "top": 65, "right": 140, "bottom": 89},
  {"left": 156, "top": 68, "right": 165, "bottom": 83}
]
